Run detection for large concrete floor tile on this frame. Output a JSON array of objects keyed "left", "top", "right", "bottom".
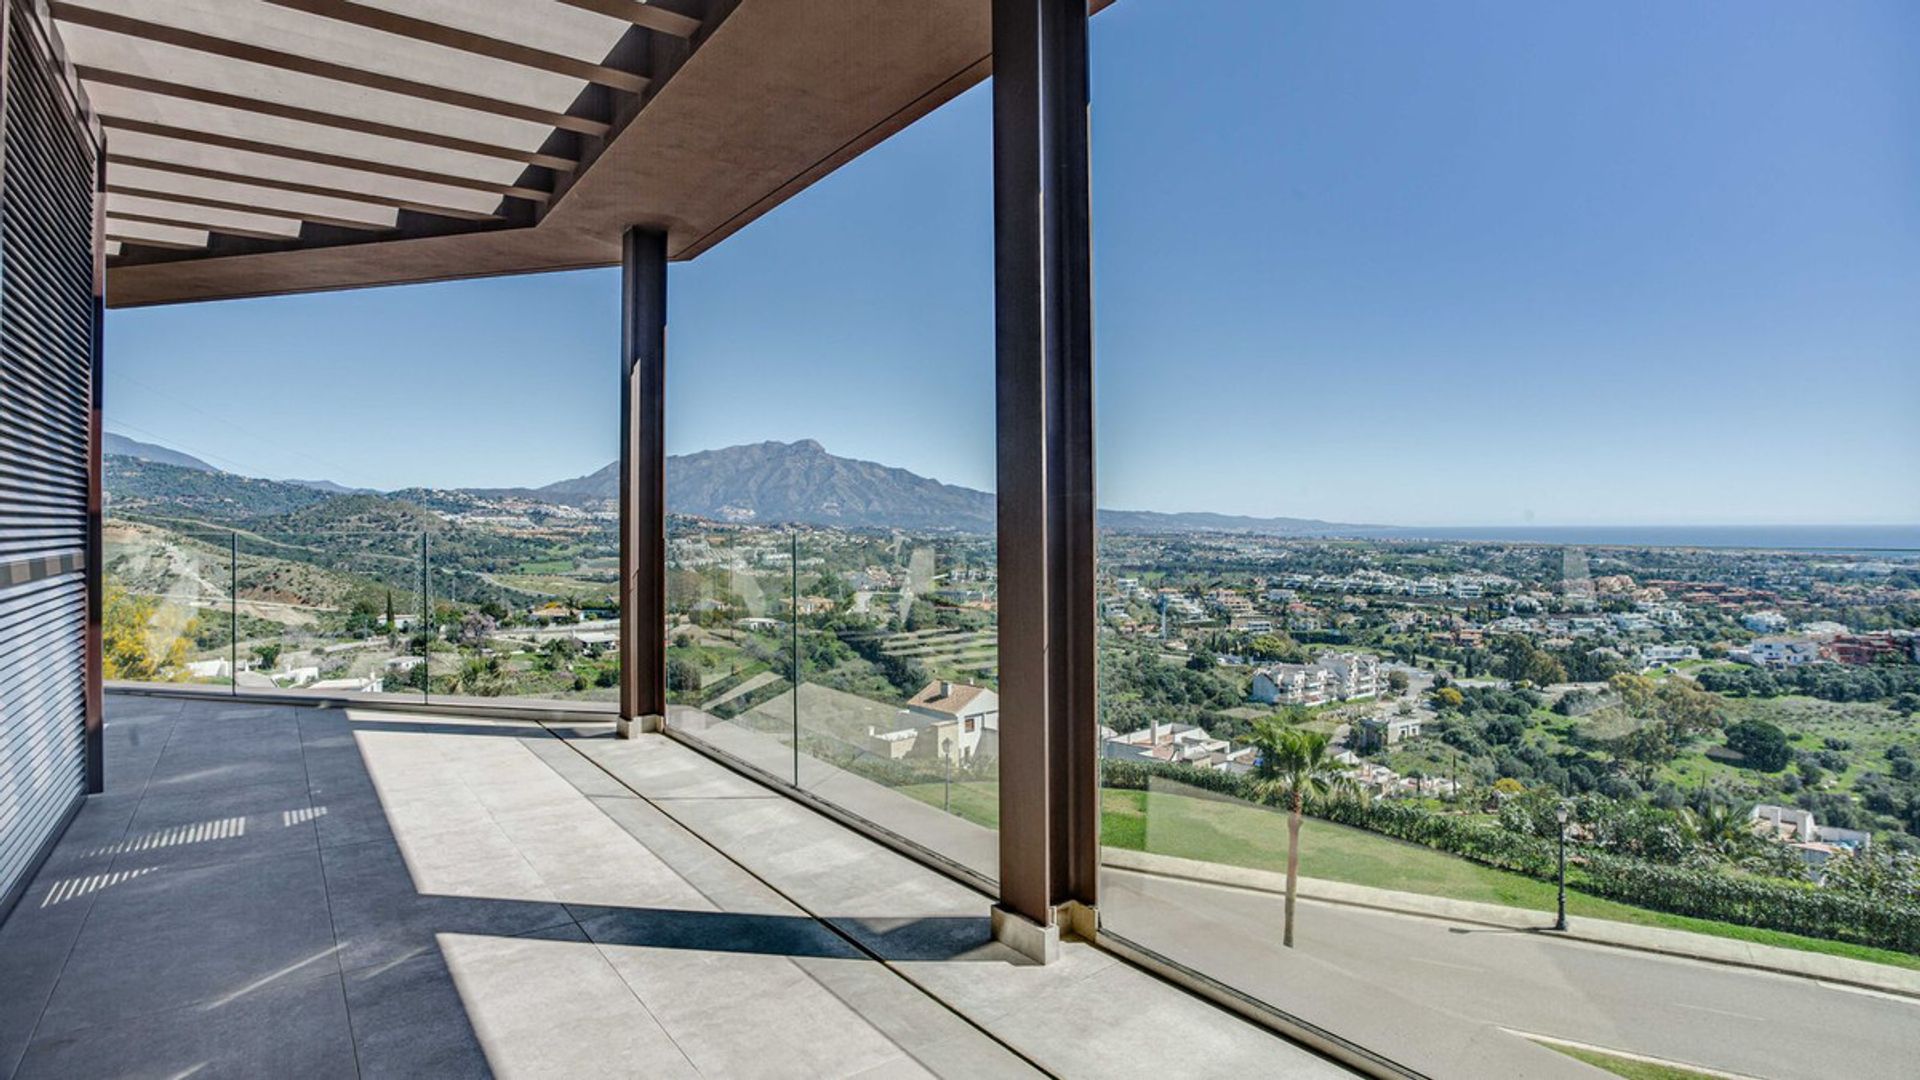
[
  {"left": 438, "top": 926, "right": 699, "bottom": 1079},
  {"left": 565, "top": 730, "right": 780, "bottom": 800},
  {"left": 31, "top": 791, "right": 142, "bottom": 876},
  {"left": 494, "top": 801, "right": 706, "bottom": 915},
  {"left": 140, "top": 744, "right": 311, "bottom": 795},
  {"left": 36, "top": 849, "right": 340, "bottom": 1036},
  {"left": 311, "top": 786, "right": 401, "bottom": 850},
  {"left": 519, "top": 735, "right": 636, "bottom": 799},
  {"left": 970, "top": 941, "right": 1349, "bottom": 1079},
  {"left": 322, "top": 835, "right": 573, "bottom": 973},
  {"left": 791, "top": 953, "right": 1042, "bottom": 1079},
  {"left": 109, "top": 780, "right": 319, "bottom": 870},
  {"left": 660, "top": 794, "right": 983, "bottom": 919},
  {"left": 342, "top": 943, "right": 492, "bottom": 1079},
  {"left": 593, "top": 940, "right": 907, "bottom": 1080},
  {"left": 14, "top": 964, "right": 357, "bottom": 1080},
  {"left": 587, "top": 796, "right": 797, "bottom": 917},
  {"left": 0, "top": 848, "right": 115, "bottom": 1080},
  {"left": 892, "top": 938, "right": 1116, "bottom": 1026},
  {"left": 579, "top": 905, "right": 860, "bottom": 960}
]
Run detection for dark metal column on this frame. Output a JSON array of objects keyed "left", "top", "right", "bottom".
[
  {"left": 85, "top": 153, "right": 106, "bottom": 794},
  {"left": 618, "top": 226, "right": 668, "bottom": 736},
  {"left": 992, "top": 0, "right": 1097, "bottom": 952}
]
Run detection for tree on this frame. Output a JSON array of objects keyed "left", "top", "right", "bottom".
[
  {"left": 252, "top": 642, "right": 283, "bottom": 673},
  {"left": 101, "top": 583, "right": 188, "bottom": 680},
  {"left": 1609, "top": 723, "right": 1676, "bottom": 785},
  {"left": 1246, "top": 722, "right": 1342, "bottom": 948},
  {"left": 1432, "top": 686, "right": 1465, "bottom": 711},
  {"left": 448, "top": 656, "right": 509, "bottom": 697},
  {"left": 666, "top": 656, "right": 703, "bottom": 695},
  {"left": 346, "top": 596, "right": 382, "bottom": 637},
  {"left": 1386, "top": 670, "right": 1410, "bottom": 696},
  {"left": 1725, "top": 718, "right": 1792, "bottom": 772},
  {"left": 458, "top": 610, "right": 498, "bottom": 647}
]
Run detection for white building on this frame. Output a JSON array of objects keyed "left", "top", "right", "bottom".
[
  {"left": 1317, "top": 652, "right": 1380, "bottom": 701},
  {"left": 1250, "top": 664, "right": 1331, "bottom": 707},
  {"left": 1639, "top": 644, "right": 1700, "bottom": 667},
  {"left": 1102, "top": 722, "right": 1255, "bottom": 773},
  {"left": 308, "top": 676, "right": 384, "bottom": 694},
  {"left": 184, "top": 658, "right": 231, "bottom": 679},
  {"left": 1355, "top": 713, "right": 1422, "bottom": 752},
  {"left": 1743, "top": 638, "right": 1820, "bottom": 668},
  {"left": 1743, "top": 610, "right": 1790, "bottom": 633},
  {"left": 1750, "top": 804, "right": 1870, "bottom": 867}
]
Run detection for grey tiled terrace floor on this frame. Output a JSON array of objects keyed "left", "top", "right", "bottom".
[{"left": 0, "top": 695, "right": 1349, "bottom": 1079}]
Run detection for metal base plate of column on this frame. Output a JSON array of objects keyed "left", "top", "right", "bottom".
[
  {"left": 991, "top": 904, "right": 1062, "bottom": 964},
  {"left": 615, "top": 713, "right": 664, "bottom": 739}
]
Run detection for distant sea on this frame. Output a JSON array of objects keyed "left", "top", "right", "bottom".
[{"left": 1354, "top": 524, "right": 1920, "bottom": 553}]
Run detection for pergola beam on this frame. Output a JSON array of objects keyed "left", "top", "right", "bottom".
[
  {"left": 98, "top": 115, "right": 552, "bottom": 203},
  {"left": 77, "top": 66, "right": 579, "bottom": 172},
  {"left": 105, "top": 232, "right": 204, "bottom": 251},
  {"left": 259, "top": 0, "right": 649, "bottom": 93},
  {"left": 107, "top": 153, "right": 499, "bottom": 222},
  {"left": 106, "top": 183, "right": 392, "bottom": 233},
  {"left": 49, "top": 3, "right": 612, "bottom": 136},
  {"left": 107, "top": 209, "right": 295, "bottom": 242},
  {"left": 556, "top": 0, "right": 703, "bottom": 39}
]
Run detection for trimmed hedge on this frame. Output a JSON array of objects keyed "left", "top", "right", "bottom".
[{"left": 1101, "top": 758, "right": 1920, "bottom": 954}]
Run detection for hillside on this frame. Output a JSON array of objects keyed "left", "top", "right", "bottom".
[
  {"left": 104, "top": 433, "right": 216, "bottom": 472},
  {"left": 106, "top": 456, "right": 334, "bottom": 521}
]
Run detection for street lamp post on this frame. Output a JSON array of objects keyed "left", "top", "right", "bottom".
[{"left": 1554, "top": 803, "right": 1571, "bottom": 931}]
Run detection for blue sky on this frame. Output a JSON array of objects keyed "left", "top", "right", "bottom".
[{"left": 105, "top": 0, "right": 1918, "bottom": 525}]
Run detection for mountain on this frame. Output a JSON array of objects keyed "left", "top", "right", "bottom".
[
  {"left": 512, "top": 440, "right": 1364, "bottom": 536},
  {"left": 282, "top": 477, "right": 376, "bottom": 495},
  {"left": 104, "top": 433, "right": 1372, "bottom": 536},
  {"left": 104, "top": 432, "right": 216, "bottom": 472}
]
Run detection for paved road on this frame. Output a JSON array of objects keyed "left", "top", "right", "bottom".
[{"left": 1105, "top": 871, "right": 1920, "bottom": 1080}]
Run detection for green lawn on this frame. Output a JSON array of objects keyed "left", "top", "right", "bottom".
[
  {"left": 895, "top": 781, "right": 1920, "bottom": 971},
  {"left": 1539, "top": 1042, "right": 1719, "bottom": 1080}
]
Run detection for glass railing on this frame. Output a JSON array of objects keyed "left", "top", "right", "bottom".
[
  {"left": 668, "top": 521, "right": 1000, "bottom": 882},
  {"left": 99, "top": 520, "right": 234, "bottom": 687},
  {"left": 102, "top": 517, "right": 621, "bottom": 707}
]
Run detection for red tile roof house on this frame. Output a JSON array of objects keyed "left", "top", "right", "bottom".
[{"left": 905, "top": 680, "right": 1001, "bottom": 762}]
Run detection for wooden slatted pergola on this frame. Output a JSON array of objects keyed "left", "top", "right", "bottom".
[{"left": 37, "top": 0, "right": 1057, "bottom": 307}]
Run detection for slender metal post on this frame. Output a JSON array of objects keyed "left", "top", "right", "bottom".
[
  {"left": 790, "top": 529, "right": 800, "bottom": 784},
  {"left": 420, "top": 532, "right": 430, "bottom": 702},
  {"left": 618, "top": 226, "right": 668, "bottom": 736},
  {"left": 991, "top": 0, "right": 1097, "bottom": 959},
  {"left": 230, "top": 532, "right": 238, "bottom": 696}
]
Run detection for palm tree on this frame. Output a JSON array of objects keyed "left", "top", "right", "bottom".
[
  {"left": 1247, "top": 719, "right": 1343, "bottom": 948},
  {"left": 1682, "top": 800, "right": 1753, "bottom": 860}
]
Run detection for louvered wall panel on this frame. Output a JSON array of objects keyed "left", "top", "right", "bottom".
[
  {"left": 0, "top": 576, "right": 87, "bottom": 902},
  {"left": 0, "top": 0, "right": 100, "bottom": 919}
]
